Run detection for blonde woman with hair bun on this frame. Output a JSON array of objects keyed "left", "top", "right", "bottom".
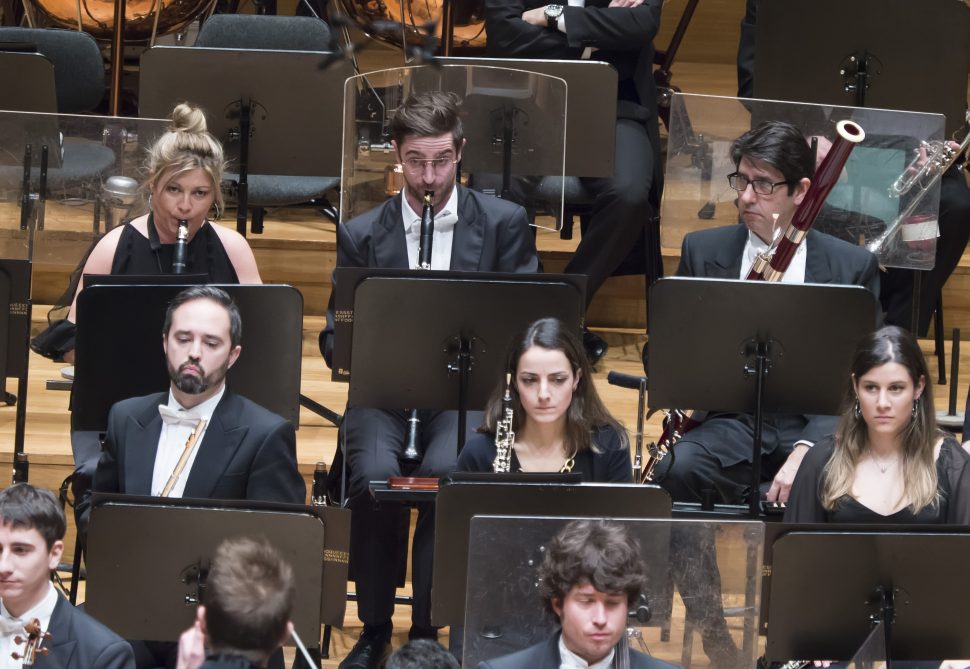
[{"left": 32, "top": 103, "right": 261, "bottom": 364}]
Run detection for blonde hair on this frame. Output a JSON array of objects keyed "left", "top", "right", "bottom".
[
  {"left": 145, "top": 102, "right": 226, "bottom": 216},
  {"left": 821, "top": 326, "right": 939, "bottom": 514}
]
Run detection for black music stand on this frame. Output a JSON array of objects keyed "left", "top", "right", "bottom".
[
  {"left": 138, "top": 46, "right": 354, "bottom": 235},
  {"left": 338, "top": 270, "right": 585, "bottom": 451},
  {"left": 72, "top": 284, "right": 303, "bottom": 432},
  {"left": 84, "top": 494, "right": 350, "bottom": 654},
  {"left": 754, "top": 0, "right": 969, "bottom": 136},
  {"left": 430, "top": 482, "right": 671, "bottom": 625},
  {"left": 765, "top": 528, "right": 970, "bottom": 664},
  {"left": 435, "top": 58, "right": 617, "bottom": 178},
  {"left": 648, "top": 277, "right": 880, "bottom": 516}
]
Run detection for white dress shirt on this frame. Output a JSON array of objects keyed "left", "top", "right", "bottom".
[
  {"left": 739, "top": 229, "right": 808, "bottom": 284},
  {"left": 151, "top": 385, "right": 225, "bottom": 497},
  {"left": 0, "top": 581, "right": 57, "bottom": 669},
  {"left": 559, "top": 634, "right": 615, "bottom": 669},
  {"left": 402, "top": 187, "right": 459, "bottom": 270}
]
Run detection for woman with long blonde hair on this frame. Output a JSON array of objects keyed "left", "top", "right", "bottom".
[{"left": 785, "top": 326, "right": 970, "bottom": 523}]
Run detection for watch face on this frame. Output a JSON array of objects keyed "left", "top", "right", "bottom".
[{"left": 545, "top": 4, "right": 562, "bottom": 18}]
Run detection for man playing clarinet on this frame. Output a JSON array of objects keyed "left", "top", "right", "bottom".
[{"left": 319, "top": 91, "right": 539, "bottom": 669}]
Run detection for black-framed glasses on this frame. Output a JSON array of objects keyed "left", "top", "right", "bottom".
[
  {"left": 727, "top": 172, "right": 790, "bottom": 196},
  {"left": 401, "top": 157, "right": 459, "bottom": 174}
]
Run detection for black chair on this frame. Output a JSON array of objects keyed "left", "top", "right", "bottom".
[{"left": 194, "top": 14, "right": 341, "bottom": 234}]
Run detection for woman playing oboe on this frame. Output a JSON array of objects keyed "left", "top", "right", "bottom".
[
  {"left": 32, "top": 102, "right": 261, "bottom": 363},
  {"left": 457, "top": 318, "right": 631, "bottom": 482},
  {"left": 785, "top": 325, "right": 970, "bottom": 523}
]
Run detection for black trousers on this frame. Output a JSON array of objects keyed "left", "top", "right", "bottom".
[
  {"left": 653, "top": 413, "right": 808, "bottom": 505},
  {"left": 565, "top": 116, "right": 659, "bottom": 306},
  {"left": 343, "top": 407, "right": 482, "bottom": 630}
]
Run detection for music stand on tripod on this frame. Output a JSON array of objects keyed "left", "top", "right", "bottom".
[
  {"left": 339, "top": 270, "right": 585, "bottom": 452},
  {"left": 84, "top": 494, "right": 351, "bottom": 659},
  {"left": 765, "top": 528, "right": 970, "bottom": 664},
  {"left": 648, "top": 277, "right": 880, "bottom": 516}
]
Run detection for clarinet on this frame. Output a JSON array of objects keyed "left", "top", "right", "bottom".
[
  {"left": 172, "top": 219, "right": 189, "bottom": 274},
  {"left": 401, "top": 191, "right": 436, "bottom": 467},
  {"left": 492, "top": 373, "right": 515, "bottom": 473}
]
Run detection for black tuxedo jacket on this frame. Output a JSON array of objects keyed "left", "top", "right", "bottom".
[
  {"left": 677, "top": 224, "right": 880, "bottom": 295},
  {"left": 320, "top": 186, "right": 540, "bottom": 365},
  {"left": 78, "top": 389, "right": 305, "bottom": 528},
  {"left": 43, "top": 593, "right": 134, "bottom": 669},
  {"left": 677, "top": 223, "right": 880, "bottom": 449},
  {"left": 478, "top": 633, "right": 677, "bottom": 669}
]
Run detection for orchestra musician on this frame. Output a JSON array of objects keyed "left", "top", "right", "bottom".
[
  {"left": 0, "top": 483, "right": 135, "bottom": 669},
  {"left": 735, "top": 0, "right": 970, "bottom": 335},
  {"left": 478, "top": 519, "right": 677, "bottom": 669},
  {"left": 483, "top": 0, "right": 664, "bottom": 363},
  {"left": 654, "top": 120, "right": 880, "bottom": 508},
  {"left": 651, "top": 120, "right": 880, "bottom": 666},
  {"left": 31, "top": 102, "right": 261, "bottom": 365},
  {"left": 457, "top": 317, "right": 632, "bottom": 481},
  {"left": 785, "top": 325, "right": 970, "bottom": 523},
  {"left": 174, "top": 537, "right": 295, "bottom": 669},
  {"left": 318, "top": 91, "right": 539, "bottom": 669},
  {"left": 78, "top": 286, "right": 303, "bottom": 668}
]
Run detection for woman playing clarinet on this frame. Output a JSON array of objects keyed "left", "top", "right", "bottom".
[
  {"left": 457, "top": 318, "right": 631, "bottom": 482},
  {"left": 32, "top": 102, "right": 261, "bottom": 363}
]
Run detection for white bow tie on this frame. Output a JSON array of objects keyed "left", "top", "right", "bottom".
[
  {"left": 158, "top": 405, "right": 204, "bottom": 427},
  {"left": 406, "top": 209, "right": 458, "bottom": 236},
  {"left": 0, "top": 615, "right": 27, "bottom": 637}
]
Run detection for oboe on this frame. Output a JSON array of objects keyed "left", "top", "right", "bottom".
[
  {"left": 492, "top": 373, "right": 515, "bottom": 473},
  {"left": 401, "top": 191, "right": 437, "bottom": 467},
  {"left": 172, "top": 219, "right": 189, "bottom": 274}
]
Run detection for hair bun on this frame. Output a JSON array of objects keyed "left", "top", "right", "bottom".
[{"left": 170, "top": 103, "right": 208, "bottom": 135}]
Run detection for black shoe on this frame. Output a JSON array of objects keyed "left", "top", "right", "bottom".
[
  {"left": 340, "top": 625, "right": 391, "bottom": 669},
  {"left": 582, "top": 329, "right": 608, "bottom": 366}
]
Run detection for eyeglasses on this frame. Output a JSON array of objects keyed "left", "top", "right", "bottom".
[
  {"left": 727, "top": 172, "right": 790, "bottom": 196},
  {"left": 401, "top": 157, "right": 459, "bottom": 174}
]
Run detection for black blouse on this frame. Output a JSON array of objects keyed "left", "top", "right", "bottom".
[
  {"left": 784, "top": 435, "right": 970, "bottom": 524},
  {"left": 456, "top": 424, "right": 633, "bottom": 483},
  {"left": 111, "top": 217, "right": 239, "bottom": 282}
]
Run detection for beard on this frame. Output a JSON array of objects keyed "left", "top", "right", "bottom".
[{"left": 168, "top": 358, "right": 229, "bottom": 395}]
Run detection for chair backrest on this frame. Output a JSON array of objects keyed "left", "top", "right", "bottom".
[
  {"left": 0, "top": 27, "right": 104, "bottom": 113},
  {"left": 195, "top": 14, "right": 331, "bottom": 51}
]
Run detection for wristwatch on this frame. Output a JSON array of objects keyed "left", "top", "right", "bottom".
[{"left": 544, "top": 4, "right": 564, "bottom": 29}]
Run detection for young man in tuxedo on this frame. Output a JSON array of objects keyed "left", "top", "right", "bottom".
[
  {"left": 0, "top": 483, "right": 134, "bottom": 669},
  {"left": 320, "top": 91, "right": 539, "bottom": 669},
  {"left": 479, "top": 520, "right": 675, "bottom": 669}
]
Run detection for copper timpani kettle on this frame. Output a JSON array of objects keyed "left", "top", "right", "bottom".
[
  {"left": 335, "top": 0, "right": 486, "bottom": 51},
  {"left": 25, "top": 0, "right": 214, "bottom": 42}
]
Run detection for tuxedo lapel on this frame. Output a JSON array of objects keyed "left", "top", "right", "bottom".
[
  {"left": 702, "top": 225, "right": 747, "bottom": 279},
  {"left": 183, "top": 392, "right": 248, "bottom": 498},
  {"left": 804, "top": 230, "right": 834, "bottom": 284},
  {"left": 45, "top": 595, "right": 78, "bottom": 669},
  {"left": 372, "top": 196, "right": 410, "bottom": 269},
  {"left": 450, "top": 186, "right": 485, "bottom": 271},
  {"left": 123, "top": 395, "right": 166, "bottom": 495}
]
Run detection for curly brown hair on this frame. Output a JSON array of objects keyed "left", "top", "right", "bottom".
[{"left": 537, "top": 520, "right": 646, "bottom": 614}]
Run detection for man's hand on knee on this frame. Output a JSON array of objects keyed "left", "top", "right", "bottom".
[{"left": 766, "top": 443, "right": 811, "bottom": 504}]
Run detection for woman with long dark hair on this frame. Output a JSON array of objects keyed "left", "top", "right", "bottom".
[
  {"left": 457, "top": 318, "right": 631, "bottom": 482},
  {"left": 786, "top": 325, "right": 970, "bottom": 523}
]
